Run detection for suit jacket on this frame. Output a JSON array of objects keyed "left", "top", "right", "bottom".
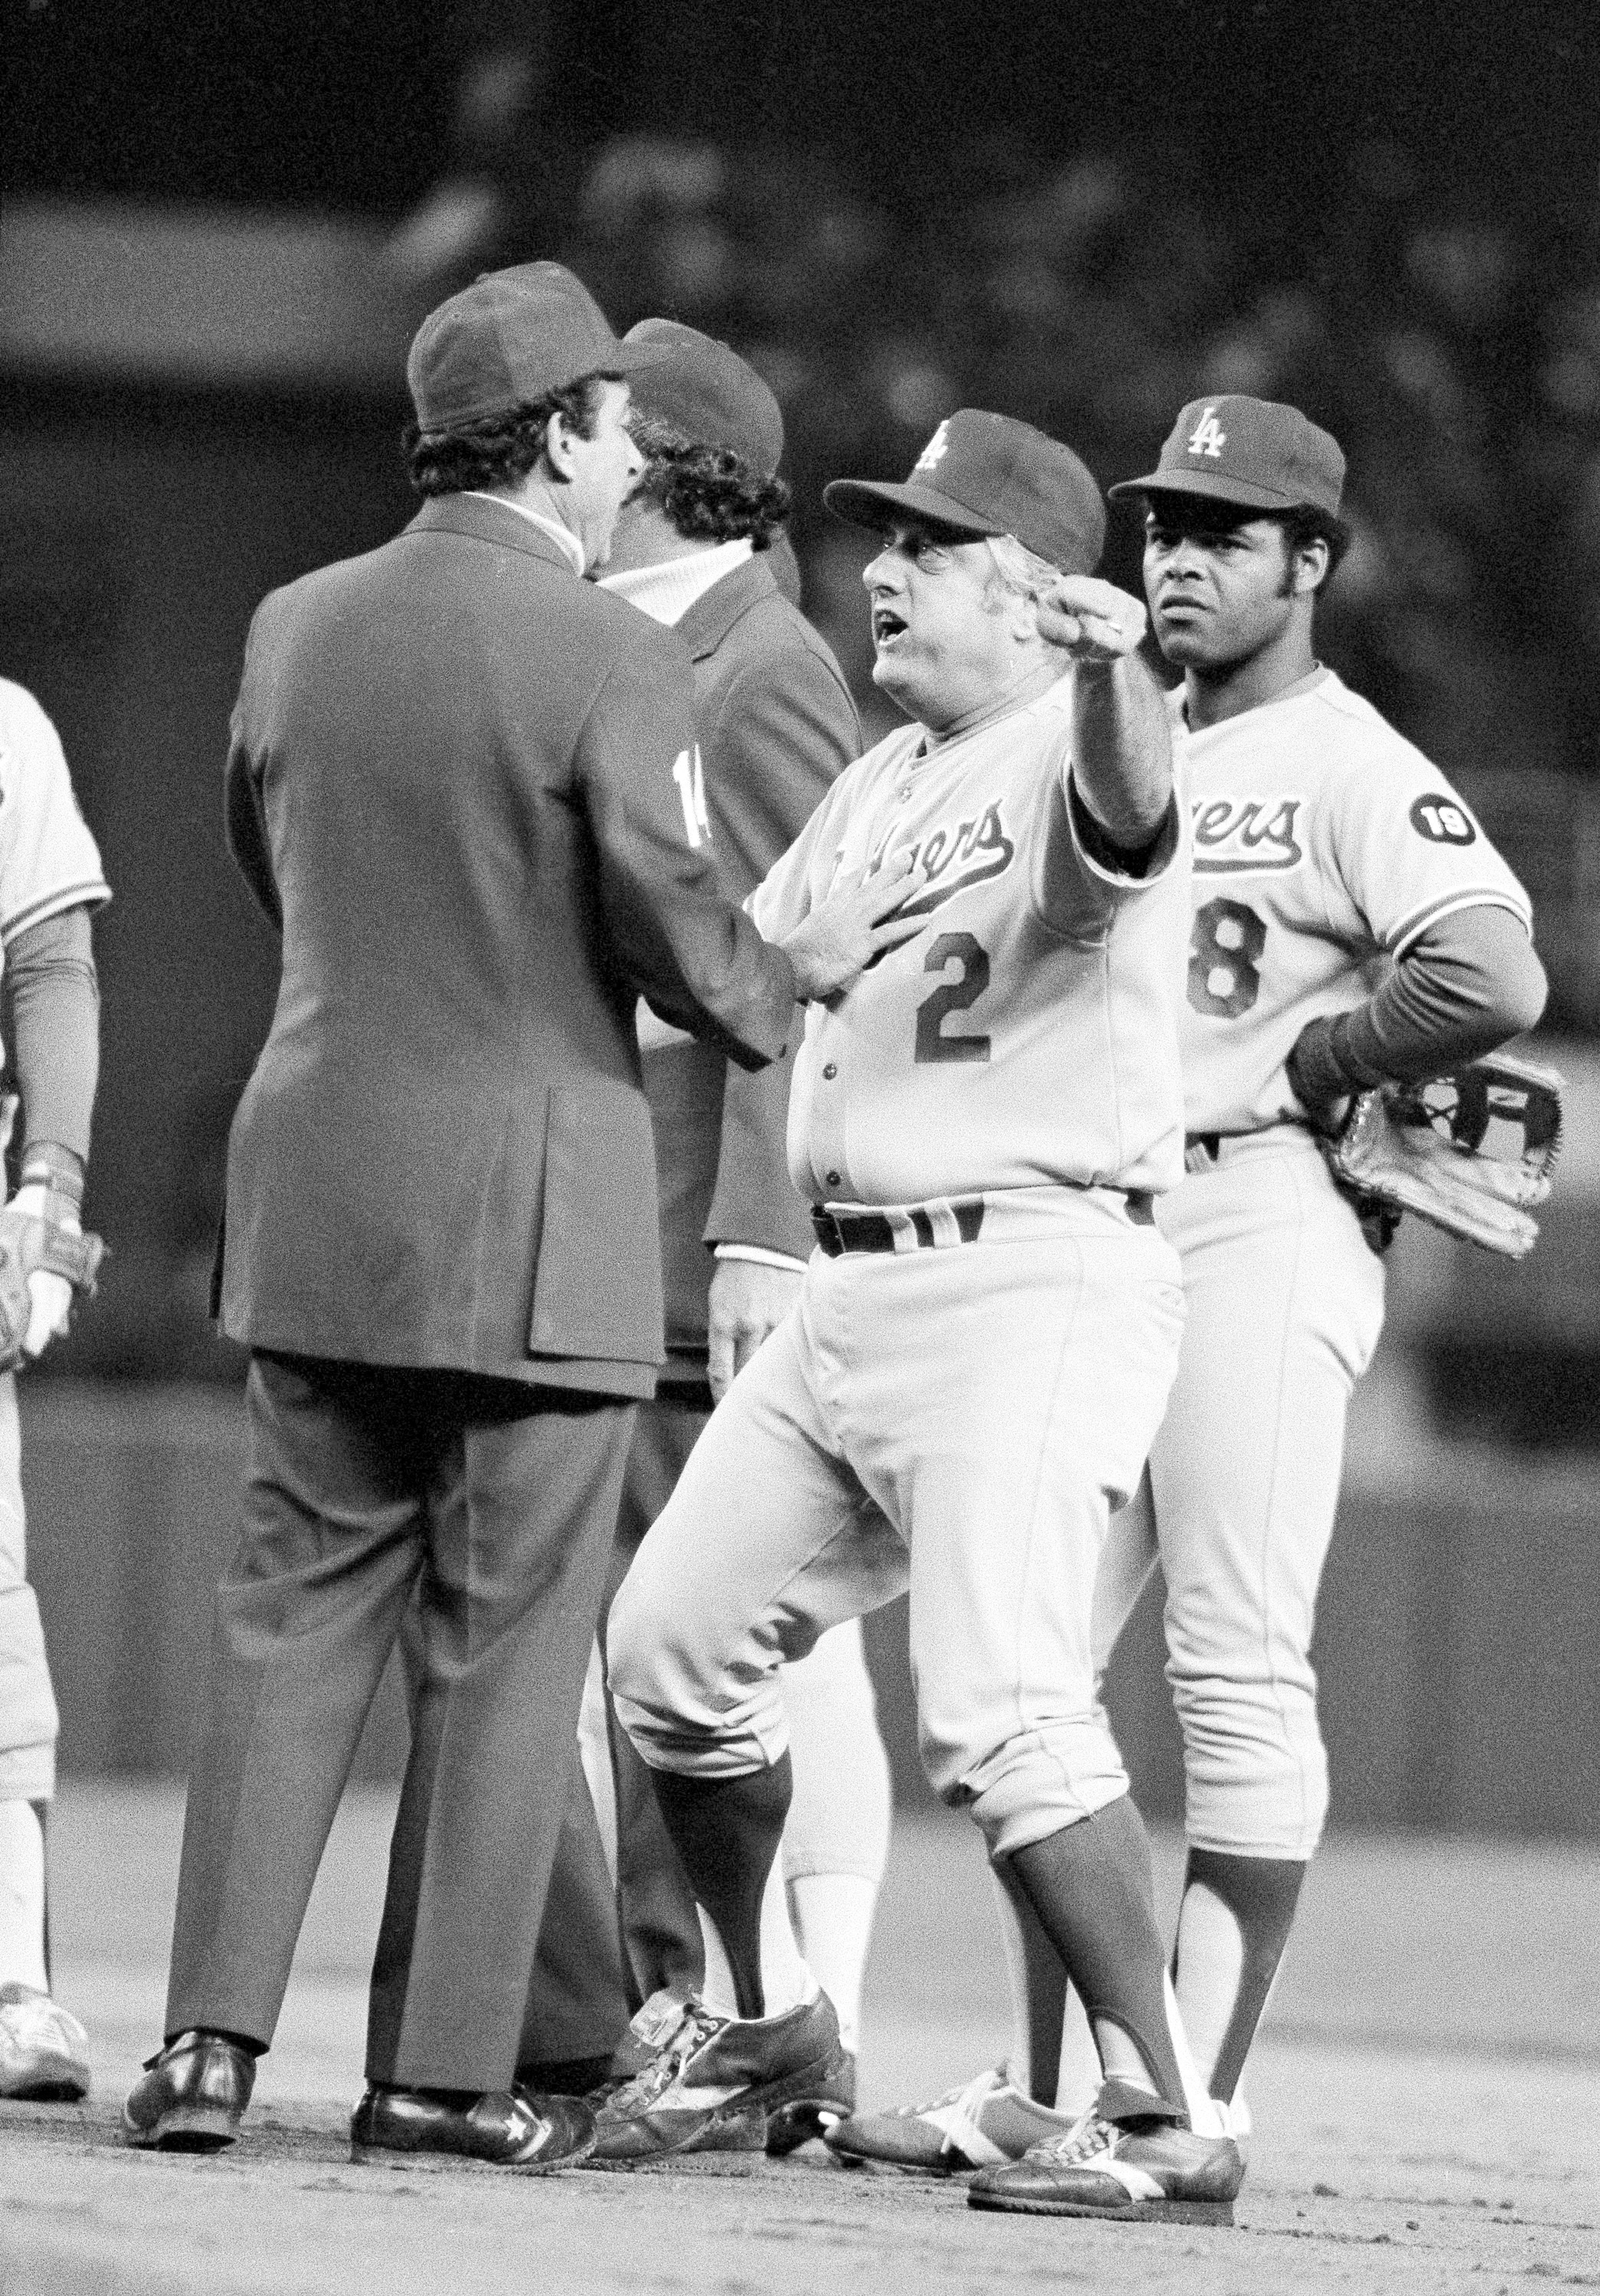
[
  {"left": 219, "top": 494, "right": 795, "bottom": 1398},
  {"left": 635, "top": 550, "right": 859, "bottom": 1375}
]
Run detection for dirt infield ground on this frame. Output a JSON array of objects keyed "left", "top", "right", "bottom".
[{"left": 2, "top": 1786, "right": 1597, "bottom": 2295}]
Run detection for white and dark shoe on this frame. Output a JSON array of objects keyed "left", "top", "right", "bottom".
[
  {"left": 590, "top": 1992, "right": 844, "bottom": 2162},
  {"left": 588, "top": 1990, "right": 765, "bottom": 2158},
  {"left": 0, "top": 1984, "right": 90, "bottom": 2102},
  {"left": 968, "top": 2103, "right": 1245, "bottom": 2224},
  {"left": 826, "top": 2064, "right": 1077, "bottom": 2174}
]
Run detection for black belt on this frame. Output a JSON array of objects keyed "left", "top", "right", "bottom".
[
  {"left": 810, "top": 1191, "right": 1152, "bottom": 1257},
  {"left": 811, "top": 1200, "right": 985, "bottom": 1256}
]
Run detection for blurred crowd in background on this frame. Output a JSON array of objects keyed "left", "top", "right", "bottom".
[{"left": 5, "top": 5, "right": 1600, "bottom": 1401}]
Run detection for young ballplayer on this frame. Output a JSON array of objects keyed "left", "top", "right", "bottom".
[
  {"left": 0, "top": 679, "right": 110, "bottom": 2102},
  {"left": 598, "top": 410, "right": 1251, "bottom": 2225},
  {"left": 829, "top": 396, "right": 1547, "bottom": 2184}
]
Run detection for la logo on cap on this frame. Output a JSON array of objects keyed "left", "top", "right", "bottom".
[
  {"left": 1187, "top": 407, "right": 1226, "bottom": 459},
  {"left": 915, "top": 419, "right": 952, "bottom": 474}
]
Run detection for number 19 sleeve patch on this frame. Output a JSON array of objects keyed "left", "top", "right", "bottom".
[{"left": 1410, "top": 793, "right": 1477, "bottom": 846}]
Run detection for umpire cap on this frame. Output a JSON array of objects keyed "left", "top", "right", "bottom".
[
  {"left": 1109, "top": 396, "right": 1345, "bottom": 518},
  {"left": 824, "top": 410, "right": 1105, "bottom": 576},
  {"left": 623, "top": 320, "right": 785, "bottom": 478},
  {"left": 408, "top": 262, "right": 669, "bottom": 434}
]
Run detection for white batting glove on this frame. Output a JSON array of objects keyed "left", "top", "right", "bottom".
[
  {"left": 1035, "top": 575, "right": 1149, "bottom": 664},
  {"left": 11, "top": 1184, "right": 77, "bottom": 1360}
]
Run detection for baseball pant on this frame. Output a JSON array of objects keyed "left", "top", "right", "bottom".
[
  {"left": 0, "top": 1372, "right": 57, "bottom": 1803},
  {"left": 610, "top": 1197, "right": 1185, "bottom": 1860},
  {"left": 529, "top": 1389, "right": 892, "bottom": 2021},
  {"left": 1099, "top": 1135, "right": 1386, "bottom": 1857},
  {"left": 164, "top": 1350, "right": 633, "bottom": 2092}
]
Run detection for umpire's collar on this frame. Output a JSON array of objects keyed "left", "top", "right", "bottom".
[
  {"left": 404, "top": 492, "right": 585, "bottom": 576},
  {"left": 674, "top": 547, "right": 783, "bottom": 663}
]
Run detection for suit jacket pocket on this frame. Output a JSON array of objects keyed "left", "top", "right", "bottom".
[{"left": 529, "top": 1083, "right": 665, "bottom": 1364}]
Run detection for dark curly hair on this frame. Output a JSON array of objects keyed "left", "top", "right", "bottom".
[
  {"left": 630, "top": 414, "right": 791, "bottom": 549},
  {"left": 1280, "top": 503, "right": 1352, "bottom": 588},
  {"left": 404, "top": 374, "right": 615, "bottom": 497}
]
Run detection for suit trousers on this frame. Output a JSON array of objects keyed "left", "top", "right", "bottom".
[{"left": 164, "top": 1349, "right": 633, "bottom": 2091}]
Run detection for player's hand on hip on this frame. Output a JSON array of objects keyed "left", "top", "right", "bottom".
[
  {"left": 1035, "top": 576, "right": 1148, "bottom": 664},
  {"left": 779, "top": 849, "right": 929, "bottom": 1001},
  {"left": 707, "top": 1258, "right": 803, "bottom": 1401}
]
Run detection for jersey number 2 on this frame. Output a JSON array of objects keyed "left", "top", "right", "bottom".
[
  {"left": 915, "top": 932, "right": 991, "bottom": 1063},
  {"left": 1187, "top": 897, "right": 1266, "bottom": 1019}
]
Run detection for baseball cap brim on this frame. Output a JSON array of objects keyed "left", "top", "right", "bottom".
[
  {"left": 822, "top": 477, "right": 1004, "bottom": 540},
  {"left": 1106, "top": 467, "right": 1318, "bottom": 511},
  {"left": 612, "top": 335, "right": 676, "bottom": 375}
]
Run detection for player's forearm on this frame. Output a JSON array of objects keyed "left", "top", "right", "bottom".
[
  {"left": 5, "top": 905, "right": 100, "bottom": 1173},
  {"left": 1312, "top": 904, "right": 1548, "bottom": 1096},
  {"left": 1069, "top": 656, "right": 1174, "bottom": 849}
]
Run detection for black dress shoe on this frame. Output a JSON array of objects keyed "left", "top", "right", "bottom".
[
  {"left": 122, "top": 2030, "right": 257, "bottom": 2151},
  {"left": 350, "top": 2084, "right": 596, "bottom": 2170}
]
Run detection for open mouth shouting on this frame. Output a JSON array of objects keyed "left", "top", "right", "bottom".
[{"left": 872, "top": 604, "right": 910, "bottom": 648}]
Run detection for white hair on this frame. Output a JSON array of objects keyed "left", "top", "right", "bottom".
[{"left": 982, "top": 532, "right": 1060, "bottom": 603}]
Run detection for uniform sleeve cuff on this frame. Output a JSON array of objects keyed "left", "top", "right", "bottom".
[{"left": 712, "top": 1243, "right": 809, "bottom": 1270}]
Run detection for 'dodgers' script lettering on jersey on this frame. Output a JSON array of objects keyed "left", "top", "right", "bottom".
[
  {"left": 1192, "top": 794, "right": 1305, "bottom": 875},
  {"left": 867, "top": 801, "right": 1018, "bottom": 919}
]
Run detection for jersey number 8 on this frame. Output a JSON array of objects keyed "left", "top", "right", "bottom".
[{"left": 1187, "top": 897, "right": 1266, "bottom": 1019}]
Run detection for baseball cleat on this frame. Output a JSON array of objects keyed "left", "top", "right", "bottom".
[
  {"left": 826, "top": 2063, "right": 1078, "bottom": 2174},
  {"left": 587, "top": 1989, "right": 765, "bottom": 2157},
  {"left": 590, "top": 1991, "right": 843, "bottom": 2162},
  {"left": 765, "top": 2047, "right": 856, "bottom": 2157},
  {"left": 967, "top": 2105, "right": 1245, "bottom": 2224},
  {"left": 0, "top": 1983, "right": 90, "bottom": 2102}
]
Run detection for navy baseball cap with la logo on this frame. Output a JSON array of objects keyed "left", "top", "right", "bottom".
[
  {"left": 823, "top": 409, "right": 1106, "bottom": 575},
  {"left": 1109, "top": 396, "right": 1345, "bottom": 519}
]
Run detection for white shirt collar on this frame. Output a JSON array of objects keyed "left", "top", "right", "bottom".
[
  {"left": 464, "top": 492, "right": 586, "bottom": 578},
  {"left": 598, "top": 537, "right": 754, "bottom": 626}
]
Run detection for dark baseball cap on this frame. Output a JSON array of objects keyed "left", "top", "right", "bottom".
[
  {"left": 823, "top": 409, "right": 1106, "bottom": 575},
  {"left": 407, "top": 261, "right": 669, "bottom": 434},
  {"left": 623, "top": 320, "right": 785, "bottom": 479},
  {"left": 1108, "top": 396, "right": 1345, "bottom": 517}
]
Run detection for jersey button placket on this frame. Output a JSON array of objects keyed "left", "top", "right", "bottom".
[{"left": 822, "top": 1063, "right": 838, "bottom": 1080}]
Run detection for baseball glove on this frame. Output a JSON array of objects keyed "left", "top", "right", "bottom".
[
  {"left": 1322, "top": 1050, "right": 1562, "bottom": 1261},
  {"left": 0, "top": 1199, "right": 107, "bottom": 1372}
]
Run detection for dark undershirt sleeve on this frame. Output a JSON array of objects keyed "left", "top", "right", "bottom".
[
  {"left": 1069, "top": 781, "right": 1175, "bottom": 881},
  {"left": 1335, "top": 903, "right": 1548, "bottom": 1088},
  {"left": 5, "top": 904, "right": 101, "bottom": 1164}
]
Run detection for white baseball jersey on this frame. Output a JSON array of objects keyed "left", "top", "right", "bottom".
[
  {"left": 0, "top": 680, "right": 108, "bottom": 1808},
  {"left": 750, "top": 675, "right": 1192, "bottom": 1204},
  {"left": 0, "top": 680, "right": 111, "bottom": 1070},
  {"left": 1174, "top": 668, "right": 1531, "bottom": 1135}
]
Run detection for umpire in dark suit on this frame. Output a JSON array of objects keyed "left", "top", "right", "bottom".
[{"left": 123, "top": 264, "right": 907, "bottom": 2170}]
